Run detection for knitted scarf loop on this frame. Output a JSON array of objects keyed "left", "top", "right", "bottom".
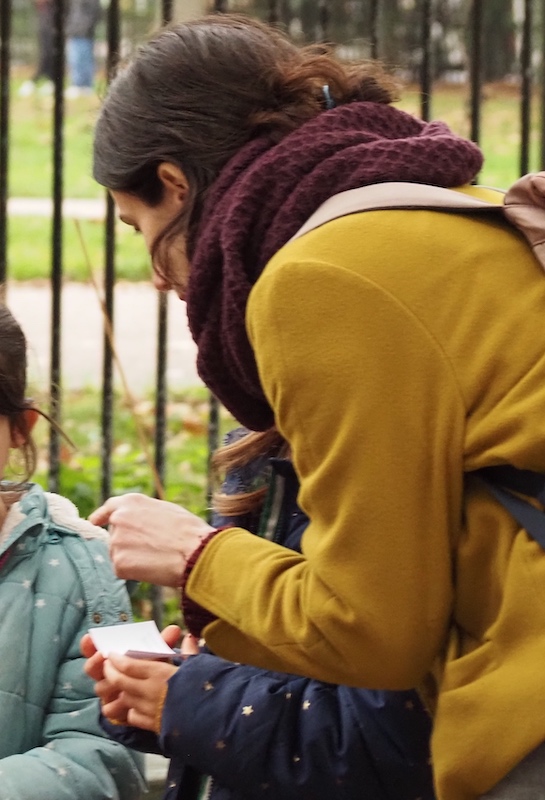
[{"left": 186, "top": 101, "right": 483, "bottom": 430}]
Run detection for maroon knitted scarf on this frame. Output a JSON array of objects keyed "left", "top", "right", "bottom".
[{"left": 186, "top": 101, "right": 483, "bottom": 430}]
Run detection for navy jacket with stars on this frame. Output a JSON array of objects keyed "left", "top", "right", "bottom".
[{"left": 102, "top": 430, "right": 435, "bottom": 800}]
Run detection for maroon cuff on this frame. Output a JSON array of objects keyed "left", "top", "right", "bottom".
[{"left": 181, "top": 528, "right": 231, "bottom": 638}]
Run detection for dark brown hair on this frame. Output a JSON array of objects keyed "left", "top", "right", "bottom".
[
  {"left": 93, "top": 14, "right": 398, "bottom": 271},
  {"left": 0, "top": 304, "right": 38, "bottom": 480}
]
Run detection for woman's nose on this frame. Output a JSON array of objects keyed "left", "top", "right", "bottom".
[{"left": 152, "top": 270, "right": 171, "bottom": 292}]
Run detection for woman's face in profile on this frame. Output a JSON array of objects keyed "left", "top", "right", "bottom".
[{"left": 111, "top": 166, "right": 190, "bottom": 300}]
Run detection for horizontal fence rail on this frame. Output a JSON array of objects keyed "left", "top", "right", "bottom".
[{"left": 1, "top": 0, "right": 545, "bottom": 629}]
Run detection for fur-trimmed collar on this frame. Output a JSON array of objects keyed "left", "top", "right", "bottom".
[{"left": 0, "top": 490, "right": 108, "bottom": 546}]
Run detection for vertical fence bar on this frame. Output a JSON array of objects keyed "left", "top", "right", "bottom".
[
  {"left": 318, "top": 0, "right": 330, "bottom": 42},
  {"left": 369, "top": 0, "right": 380, "bottom": 60},
  {"left": 48, "top": 0, "right": 67, "bottom": 493},
  {"left": 202, "top": 3, "right": 222, "bottom": 517},
  {"left": 100, "top": 0, "right": 121, "bottom": 503},
  {"left": 0, "top": 0, "right": 11, "bottom": 291},
  {"left": 419, "top": 0, "right": 433, "bottom": 121},
  {"left": 541, "top": 0, "right": 545, "bottom": 168},
  {"left": 519, "top": 0, "right": 533, "bottom": 176},
  {"left": 469, "top": 0, "right": 483, "bottom": 146},
  {"left": 148, "top": 0, "right": 178, "bottom": 631},
  {"left": 268, "top": 0, "right": 279, "bottom": 25}
]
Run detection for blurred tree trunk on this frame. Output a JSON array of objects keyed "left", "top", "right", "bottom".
[{"left": 480, "top": 0, "right": 516, "bottom": 81}]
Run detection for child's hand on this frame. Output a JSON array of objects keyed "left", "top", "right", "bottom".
[
  {"left": 82, "top": 624, "right": 182, "bottom": 725},
  {"left": 81, "top": 633, "right": 106, "bottom": 682},
  {"left": 181, "top": 632, "right": 200, "bottom": 657},
  {"left": 102, "top": 655, "right": 178, "bottom": 733}
]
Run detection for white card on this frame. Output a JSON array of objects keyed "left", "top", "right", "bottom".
[{"left": 88, "top": 620, "right": 176, "bottom": 660}]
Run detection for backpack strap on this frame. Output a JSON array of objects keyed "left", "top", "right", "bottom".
[
  {"left": 290, "top": 182, "right": 505, "bottom": 243},
  {"left": 288, "top": 179, "right": 545, "bottom": 549},
  {"left": 475, "top": 466, "right": 545, "bottom": 550}
]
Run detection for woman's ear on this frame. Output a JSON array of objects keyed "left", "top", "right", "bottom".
[
  {"left": 156, "top": 162, "right": 189, "bottom": 204},
  {"left": 10, "top": 409, "right": 39, "bottom": 448}
]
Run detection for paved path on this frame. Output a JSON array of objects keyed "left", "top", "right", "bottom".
[
  {"left": 7, "top": 197, "right": 202, "bottom": 394},
  {"left": 8, "top": 197, "right": 106, "bottom": 220},
  {"left": 7, "top": 282, "right": 202, "bottom": 394}
]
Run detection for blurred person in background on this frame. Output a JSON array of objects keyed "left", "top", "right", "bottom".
[
  {"left": 65, "top": 0, "right": 102, "bottom": 98},
  {"left": 19, "top": 0, "right": 55, "bottom": 97}
]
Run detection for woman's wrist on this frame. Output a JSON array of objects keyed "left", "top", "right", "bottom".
[{"left": 180, "top": 528, "right": 232, "bottom": 637}]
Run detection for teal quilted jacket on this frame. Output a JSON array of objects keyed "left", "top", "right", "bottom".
[{"left": 0, "top": 483, "right": 145, "bottom": 800}]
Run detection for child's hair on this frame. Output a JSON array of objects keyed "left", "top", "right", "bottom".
[
  {"left": 0, "top": 304, "right": 37, "bottom": 480},
  {"left": 93, "top": 13, "right": 399, "bottom": 277},
  {"left": 212, "top": 427, "right": 288, "bottom": 517}
]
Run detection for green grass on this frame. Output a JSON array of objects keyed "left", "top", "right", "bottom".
[
  {"left": 8, "top": 216, "right": 152, "bottom": 282},
  {"left": 6, "top": 79, "right": 544, "bottom": 281},
  {"left": 6, "top": 384, "right": 236, "bottom": 625},
  {"left": 9, "top": 82, "right": 103, "bottom": 199},
  {"left": 19, "top": 384, "right": 235, "bottom": 521},
  {"left": 397, "top": 83, "right": 543, "bottom": 188}
]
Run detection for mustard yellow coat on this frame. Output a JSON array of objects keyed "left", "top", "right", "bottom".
[{"left": 187, "top": 186, "right": 545, "bottom": 799}]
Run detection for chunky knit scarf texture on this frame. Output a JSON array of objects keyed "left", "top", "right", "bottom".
[{"left": 186, "top": 101, "right": 483, "bottom": 430}]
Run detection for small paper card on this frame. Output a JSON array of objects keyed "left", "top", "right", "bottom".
[{"left": 89, "top": 620, "right": 176, "bottom": 660}]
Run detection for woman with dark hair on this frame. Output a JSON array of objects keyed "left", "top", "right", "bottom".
[{"left": 83, "top": 14, "right": 545, "bottom": 799}]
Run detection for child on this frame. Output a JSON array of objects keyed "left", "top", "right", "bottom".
[
  {"left": 0, "top": 303, "right": 145, "bottom": 800},
  {"left": 84, "top": 427, "right": 435, "bottom": 800}
]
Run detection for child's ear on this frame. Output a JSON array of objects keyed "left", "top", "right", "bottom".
[{"left": 10, "top": 409, "right": 39, "bottom": 448}]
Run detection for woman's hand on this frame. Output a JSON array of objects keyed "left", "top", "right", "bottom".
[
  {"left": 100, "top": 655, "right": 178, "bottom": 733},
  {"left": 89, "top": 493, "right": 214, "bottom": 586}
]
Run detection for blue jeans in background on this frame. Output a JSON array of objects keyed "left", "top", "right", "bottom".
[{"left": 67, "top": 37, "right": 95, "bottom": 88}]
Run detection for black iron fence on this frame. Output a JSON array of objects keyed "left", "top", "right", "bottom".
[{"left": 1, "top": 0, "right": 545, "bottom": 528}]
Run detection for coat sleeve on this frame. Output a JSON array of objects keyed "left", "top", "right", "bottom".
[
  {"left": 187, "top": 257, "right": 465, "bottom": 688},
  {"left": 159, "top": 653, "right": 434, "bottom": 800},
  {"left": 100, "top": 714, "right": 164, "bottom": 755},
  {"left": 0, "top": 567, "right": 146, "bottom": 800}
]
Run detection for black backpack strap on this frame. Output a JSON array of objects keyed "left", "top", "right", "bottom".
[{"left": 475, "top": 465, "right": 545, "bottom": 549}]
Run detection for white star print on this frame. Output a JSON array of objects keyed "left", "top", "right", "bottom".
[
  {"left": 94, "top": 554, "right": 105, "bottom": 563},
  {"left": 48, "top": 558, "right": 60, "bottom": 567},
  {"left": 16, "top": 541, "right": 27, "bottom": 551},
  {"left": 63, "top": 683, "right": 72, "bottom": 691},
  {"left": 76, "top": 599, "right": 84, "bottom": 608},
  {"left": 21, "top": 579, "right": 31, "bottom": 589},
  {"left": 57, "top": 767, "right": 68, "bottom": 777},
  {"left": 242, "top": 705, "right": 254, "bottom": 716},
  {"left": 302, "top": 700, "right": 311, "bottom": 710},
  {"left": 35, "top": 598, "right": 46, "bottom": 608},
  {"left": 68, "top": 710, "right": 80, "bottom": 717}
]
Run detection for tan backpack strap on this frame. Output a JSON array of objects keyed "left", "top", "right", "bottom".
[
  {"left": 290, "top": 181, "right": 504, "bottom": 243},
  {"left": 504, "top": 172, "right": 545, "bottom": 271}
]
